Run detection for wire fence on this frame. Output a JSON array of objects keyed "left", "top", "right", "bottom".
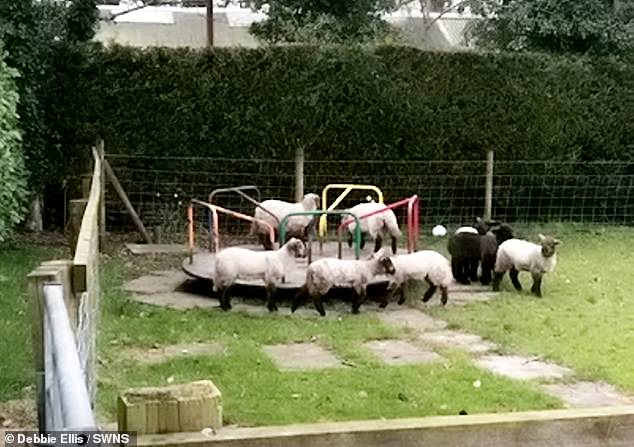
[{"left": 104, "top": 155, "right": 634, "bottom": 244}]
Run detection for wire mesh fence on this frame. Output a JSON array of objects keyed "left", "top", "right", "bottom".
[{"left": 104, "top": 154, "right": 634, "bottom": 244}]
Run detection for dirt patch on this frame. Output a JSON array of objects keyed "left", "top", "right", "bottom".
[
  {"left": 0, "top": 399, "right": 36, "bottom": 430},
  {"left": 124, "top": 342, "right": 225, "bottom": 364},
  {"left": 364, "top": 340, "right": 444, "bottom": 365},
  {"left": 123, "top": 270, "right": 191, "bottom": 295}
]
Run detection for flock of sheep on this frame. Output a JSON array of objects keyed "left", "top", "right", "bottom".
[{"left": 212, "top": 193, "right": 561, "bottom": 316}]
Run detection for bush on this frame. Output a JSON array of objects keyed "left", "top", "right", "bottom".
[
  {"left": 58, "top": 45, "right": 632, "bottom": 164},
  {"left": 0, "top": 49, "right": 28, "bottom": 241}
]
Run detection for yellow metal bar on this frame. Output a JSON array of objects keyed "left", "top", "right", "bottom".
[{"left": 318, "top": 184, "right": 384, "bottom": 238}]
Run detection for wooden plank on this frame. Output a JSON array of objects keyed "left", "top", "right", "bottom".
[
  {"left": 74, "top": 146, "right": 102, "bottom": 269},
  {"left": 138, "top": 406, "right": 634, "bottom": 447},
  {"left": 98, "top": 139, "right": 106, "bottom": 251},
  {"left": 104, "top": 157, "right": 153, "bottom": 244},
  {"left": 69, "top": 199, "right": 88, "bottom": 257}
]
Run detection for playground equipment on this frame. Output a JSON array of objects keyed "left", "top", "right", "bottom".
[
  {"left": 338, "top": 195, "right": 420, "bottom": 253},
  {"left": 181, "top": 186, "right": 398, "bottom": 290}
]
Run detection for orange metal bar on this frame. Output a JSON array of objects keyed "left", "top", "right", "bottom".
[{"left": 189, "top": 199, "right": 275, "bottom": 252}]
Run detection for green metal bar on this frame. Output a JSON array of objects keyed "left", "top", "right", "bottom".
[{"left": 279, "top": 211, "right": 362, "bottom": 260}]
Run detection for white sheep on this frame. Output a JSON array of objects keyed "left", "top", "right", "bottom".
[
  {"left": 493, "top": 234, "right": 561, "bottom": 297},
  {"left": 343, "top": 201, "right": 402, "bottom": 254},
  {"left": 213, "top": 238, "right": 306, "bottom": 311},
  {"left": 291, "top": 249, "right": 396, "bottom": 316},
  {"left": 251, "top": 193, "right": 320, "bottom": 250},
  {"left": 387, "top": 250, "right": 453, "bottom": 306}
]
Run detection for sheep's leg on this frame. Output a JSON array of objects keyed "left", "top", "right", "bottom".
[
  {"left": 391, "top": 236, "right": 398, "bottom": 254},
  {"left": 509, "top": 267, "right": 522, "bottom": 291},
  {"left": 468, "top": 259, "right": 479, "bottom": 282},
  {"left": 291, "top": 285, "right": 307, "bottom": 313},
  {"left": 218, "top": 287, "right": 232, "bottom": 311},
  {"left": 351, "top": 285, "right": 366, "bottom": 314},
  {"left": 480, "top": 257, "right": 494, "bottom": 285},
  {"left": 265, "top": 283, "right": 278, "bottom": 312},
  {"left": 530, "top": 272, "right": 543, "bottom": 297},
  {"left": 422, "top": 277, "right": 437, "bottom": 303},
  {"left": 347, "top": 233, "right": 353, "bottom": 248},
  {"left": 374, "top": 235, "right": 383, "bottom": 253},
  {"left": 439, "top": 285, "right": 449, "bottom": 306},
  {"left": 452, "top": 258, "right": 469, "bottom": 285},
  {"left": 492, "top": 271, "right": 505, "bottom": 291},
  {"left": 359, "top": 233, "right": 366, "bottom": 250},
  {"left": 313, "top": 294, "right": 327, "bottom": 317}
]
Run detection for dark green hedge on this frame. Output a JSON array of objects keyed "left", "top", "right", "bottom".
[{"left": 52, "top": 44, "right": 632, "bottom": 167}]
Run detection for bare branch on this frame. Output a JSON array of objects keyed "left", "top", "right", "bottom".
[{"left": 101, "top": 0, "right": 171, "bottom": 22}]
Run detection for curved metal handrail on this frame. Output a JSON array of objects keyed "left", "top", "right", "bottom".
[
  {"left": 339, "top": 195, "right": 420, "bottom": 253},
  {"left": 279, "top": 210, "right": 362, "bottom": 260},
  {"left": 318, "top": 184, "right": 384, "bottom": 239},
  {"left": 187, "top": 199, "right": 276, "bottom": 262},
  {"left": 208, "top": 185, "right": 279, "bottom": 233}
]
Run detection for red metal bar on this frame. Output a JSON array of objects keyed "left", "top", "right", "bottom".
[{"left": 339, "top": 195, "right": 420, "bottom": 253}]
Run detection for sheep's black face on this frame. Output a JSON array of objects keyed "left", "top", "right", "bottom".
[
  {"left": 380, "top": 257, "right": 396, "bottom": 275},
  {"left": 492, "top": 223, "right": 514, "bottom": 244},
  {"left": 539, "top": 235, "right": 561, "bottom": 258}
]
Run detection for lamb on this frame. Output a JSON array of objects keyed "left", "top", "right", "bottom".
[
  {"left": 291, "top": 249, "right": 396, "bottom": 316},
  {"left": 251, "top": 193, "right": 320, "bottom": 250},
  {"left": 492, "top": 234, "right": 561, "bottom": 297},
  {"left": 448, "top": 219, "right": 513, "bottom": 285},
  {"left": 343, "top": 201, "right": 402, "bottom": 254},
  {"left": 213, "top": 238, "right": 306, "bottom": 312},
  {"left": 387, "top": 250, "right": 453, "bottom": 306}
]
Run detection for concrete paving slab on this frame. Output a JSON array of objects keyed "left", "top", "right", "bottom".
[
  {"left": 542, "top": 382, "right": 633, "bottom": 408},
  {"left": 476, "top": 355, "right": 572, "bottom": 380},
  {"left": 417, "top": 330, "right": 497, "bottom": 354},
  {"left": 364, "top": 340, "right": 444, "bottom": 365},
  {"left": 378, "top": 309, "right": 447, "bottom": 331},
  {"left": 262, "top": 343, "right": 343, "bottom": 370},
  {"left": 124, "top": 270, "right": 190, "bottom": 294}
]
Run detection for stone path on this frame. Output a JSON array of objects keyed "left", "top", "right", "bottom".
[{"left": 123, "top": 270, "right": 633, "bottom": 408}]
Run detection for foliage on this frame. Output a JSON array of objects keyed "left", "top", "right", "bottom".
[
  {"left": 58, "top": 45, "right": 632, "bottom": 164},
  {"left": 0, "top": 0, "right": 98, "bottom": 192},
  {"left": 466, "top": 0, "right": 634, "bottom": 56},
  {"left": 249, "top": 0, "right": 400, "bottom": 44},
  {"left": 0, "top": 50, "right": 28, "bottom": 242}
]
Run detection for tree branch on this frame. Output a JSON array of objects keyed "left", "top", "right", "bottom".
[
  {"left": 425, "top": 0, "right": 470, "bottom": 30},
  {"left": 101, "top": 0, "right": 171, "bottom": 22}
]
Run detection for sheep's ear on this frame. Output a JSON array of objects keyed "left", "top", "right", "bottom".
[
  {"left": 538, "top": 233, "right": 546, "bottom": 241},
  {"left": 554, "top": 239, "right": 562, "bottom": 245},
  {"left": 476, "top": 217, "right": 483, "bottom": 223}
]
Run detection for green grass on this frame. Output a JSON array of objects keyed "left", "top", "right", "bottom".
[
  {"left": 98, "top": 257, "right": 559, "bottom": 426},
  {"left": 428, "top": 224, "right": 634, "bottom": 392},
  {"left": 0, "top": 244, "right": 64, "bottom": 401}
]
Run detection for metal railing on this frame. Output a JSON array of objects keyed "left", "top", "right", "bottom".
[
  {"left": 42, "top": 283, "right": 96, "bottom": 430},
  {"left": 318, "top": 184, "right": 384, "bottom": 239},
  {"left": 279, "top": 211, "right": 363, "bottom": 260},
  {"left": 188, "top": 198, "right": 276, "bottom": 258},
  {"left": 339, "top": 195, "right": 420, "bottom": 253}
]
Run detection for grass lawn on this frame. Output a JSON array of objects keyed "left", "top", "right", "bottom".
[
  {"left": 426, "top": 224, "right": 634, "bottom": 392},
  {"left": 0, "top": 243, "right": 65, "bottom": 401},
  {"left": 98, "top": 255, "right": 560, "bottom": 426}
]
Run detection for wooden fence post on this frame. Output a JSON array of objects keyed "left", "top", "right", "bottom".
[
  {"left": 295, "top": 147, "right": 305, "bottom": 202},
  {"left": 98, "top": 139, "right": 106, "bottom": 251},
  {"left": 484, "top": 150, "right": 494, "bottom": 221}
]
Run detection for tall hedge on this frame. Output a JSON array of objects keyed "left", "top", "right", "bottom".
[
  {"left": 53, "top": 44, "right": 632, "bottom": 166},
  {"left": 0, "top": 49, "right": 27, "bottom": 241}
]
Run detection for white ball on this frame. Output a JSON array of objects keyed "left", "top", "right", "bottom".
[{"left": 432, "top": 225, "right": 447, "bottom": 237}]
